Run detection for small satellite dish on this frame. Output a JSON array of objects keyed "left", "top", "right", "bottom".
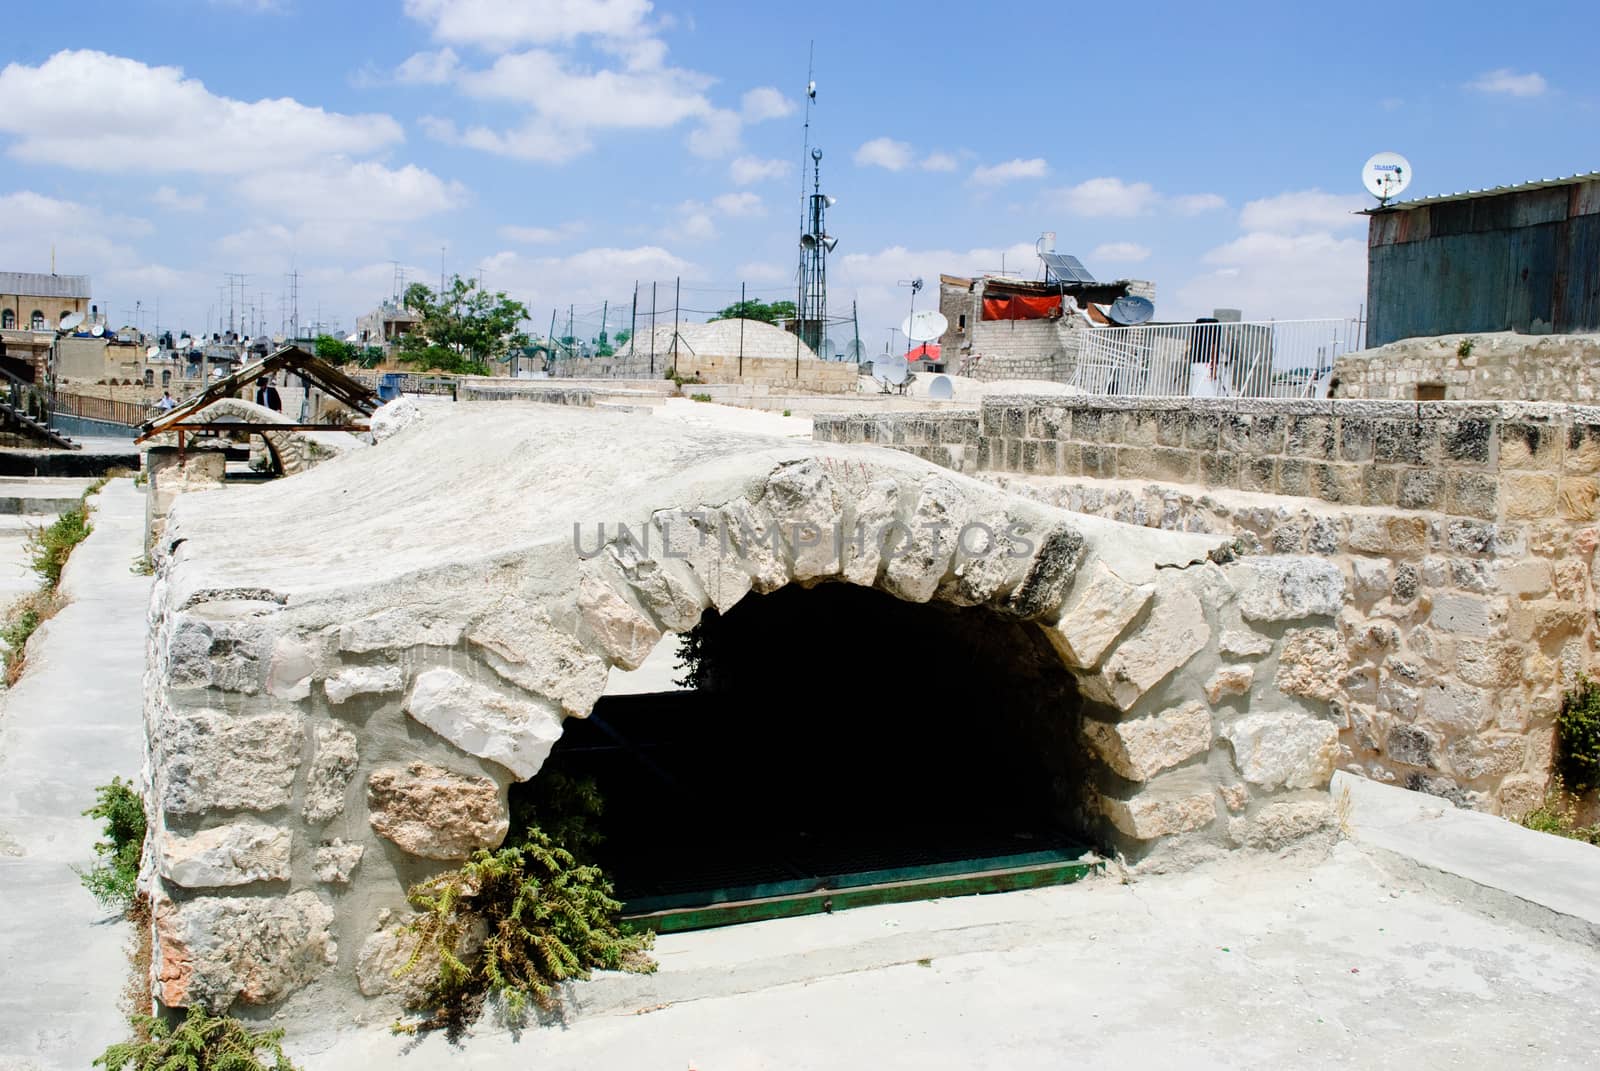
[
  {"left": 344, "top": 333, "right": 359, "bottom": 343},
  {"left": 877, "top": 353, "right": 908, "bottom": 386},
  {"left": 59, "top": 311, "right": 84, "bottom": 331},
  {"left": 844, "top": 339, "right": 865, "bottom": 363},
  {"left": 928, "top": 375, "right": 954, "bottom": 401},
  {"left": 146, "top": 345, "right": 160, "bottom": 359},
  {"left": 902, "top": 309, "right": 949, "bottom": 343},
  {"left": 272, "top": 334, "right": 285, "bottom": 345},
  {"left": 1108, "top": 295, "right": 1156, "bottom": 326},
  {"left": 823, "top": 336, "right": 838, "bottom": 360},
  {"left": 1363, "top": 151, "right": 1412, "bottom": 204},
  {"left": 178, "top": 337, "right": 192, "bottom": 349},
  {"left": 90, "top": 324, "right": 104, "bottom": 337}
]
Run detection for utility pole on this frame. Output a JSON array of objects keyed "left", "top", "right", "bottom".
[
  {"left": 649, "top": 282, "right": 657, "bottom": 377},
  {"left": 630, "top": 283, "right": 638, "bottom": 366},
  {"left": 738, "top": 282, "right": 746, "bottom": 377},
  {"left": 599, "top": 300, "right": 608, "bottom": 351},
  {"left": 671, "top": 276, "right": 680, "bottom": 375}
]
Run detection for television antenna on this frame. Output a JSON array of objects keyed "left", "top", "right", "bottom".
[{"left": 1363, "top": 151, "right": 1412, "bottom": 205}]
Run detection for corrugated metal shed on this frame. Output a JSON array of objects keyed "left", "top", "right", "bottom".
[
  {"left": 0, "top": 272, "right": 91, "bottom": 299},
  {"left": 1365, "top": 172, "right": 1600, "bottom": 346}
]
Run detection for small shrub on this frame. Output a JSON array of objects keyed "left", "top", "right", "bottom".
[
  {"left": 1555, "top": 675, "right": 1600, "bottom": 794},
  {"left": 400, "top": 829, "right": 654, "bottom": 1025},
  {"left": 76, "top": 777, "right": 147, "bottom": 914},
  {"left": 1520, "top": 776, "right": 1600, "bottom": 845},
  {"left": 94, "top": 1004, "right": 299, "bottom": 1071},
  {"left": 690, "top": 392, "right": 712, "bottom": 403},
  {"left": 1456, "top": 337, "right": 1475, "bottom": 359},
  {"left": 1, "top": 588, "right": 57, "bottom": 685},
  {"left": 783, "top": 408, "right": 792, "bottom": 417},
  {"left": 27, "top": 500, "right": 93, "bottom": 588}
]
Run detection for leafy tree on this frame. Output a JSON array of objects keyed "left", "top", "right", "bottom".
[
  {"left": 613, "top": 328, "right": 632, "bottom": 348},
  {"left": 708, "top": 299, "right": 796, "bottom": 325},
  {"left": 398, "top": 276, "right": 531, "bottom": 375},
  {"left": 313, "top": 334, "right": 359, "bottom": 365}
]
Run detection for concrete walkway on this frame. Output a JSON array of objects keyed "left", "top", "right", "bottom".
[{"left": 0, "top": 480, "right": 151, "bottom": 1071}]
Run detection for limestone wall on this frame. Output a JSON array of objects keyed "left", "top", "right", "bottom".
[
  {"left": 143, "top": 404, "right": 1339, "bottom": 1019},
  {"left": 815, "top": 395, "right": 1600, "bottom": 815},
  {"left": 1333, "top": 332, "right": 1600, "bottom": 402},
  {"left": 957, "top": 318, "right": 1086, "bottom": 384}
]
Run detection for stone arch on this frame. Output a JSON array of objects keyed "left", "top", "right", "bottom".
[
  {"left": 146, "top": 395, "right": 360, "bottom": 477},
  {"left": 145, "top": 407, "right": 1344, "bottom": 1015},
  {"left": 1, "top": 309, "right": 14, "bottom": 329},
  {"left": 29, "top": 309, "right": 44, "bottom": 330}
]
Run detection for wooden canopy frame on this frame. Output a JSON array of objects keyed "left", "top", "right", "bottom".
[{"left": 136, "top": 345, "right": 380, "bottom": 445}]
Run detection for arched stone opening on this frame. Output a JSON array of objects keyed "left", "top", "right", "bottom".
[{"left": 541, "top": 581, "right": 1096, "bottom": 918}]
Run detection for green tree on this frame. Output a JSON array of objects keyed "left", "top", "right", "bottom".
[
  {"left": 708, "top": 299, "right": 796, "bottom": 325},
  {"left": 398, "top": 276, "right": 531, "bottom": 375},
  {"left": 313, "top": 334, "right": 359, "bottom": 365}
]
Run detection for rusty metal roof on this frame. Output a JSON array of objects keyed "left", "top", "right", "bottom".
[{"left": 1363, "top": 170, "right": 1600, "bottom": 213}]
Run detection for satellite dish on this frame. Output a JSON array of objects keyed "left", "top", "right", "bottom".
[
  {"left": 928, "top": 375, "right": 954, "bottom": 401},
  {"left": 272, "top": 334, "right": 285, "bottom": 345},
  {"left": 1108, "top": 295, "right": 1156, "bottom": 326},
  {"left": 877, "top": 353, "right": 908, "bottom": 386},
  {"left": 844, "top": 339, "right": 865, "bottom": 363},
  {"left": 344, "top": 333, "right": 359, "bottom": 343},
  {"left": 146, "top": 345, "right": 160, "bottom": 359},
  {"left": 1363, "top": 151, "right": 1412, "bottom": 204},
  {"left": 90, "top": 324, "right": 104, "bottom": 337},
  {"left": 823, "top": 336, "right": 838, "bottom": 360},
  {"left": 59, "top": 312, "right": 84, "bottom": 331},
  {"left": 178, "top": 337, "right": 192, "bottom": 349},
  {"left": 902, "top": 309, "right": 949, "bottom": 343}
]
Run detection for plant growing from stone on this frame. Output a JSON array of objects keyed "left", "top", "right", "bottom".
[
  {"left": 76, "top": 777, "right": 147, "bottom": 914},
  {"left": 94, "top": 1004, "right": 299, "bottom": 1071},
  {"left": 399, "top": 827, "right": 655, "bottom": 1025},
  {"left": 1555, "top": 676, "right": 1600, "bottom": 793},
  {"left": 1520, "top": 775, "right": 1600, "bottom": 845}
]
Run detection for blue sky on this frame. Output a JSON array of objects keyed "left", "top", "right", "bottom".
[{"left": 1, "top": 0, "right": 1595, "bottom": 350}]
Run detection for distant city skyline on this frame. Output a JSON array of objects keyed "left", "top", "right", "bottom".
[{"left": 0, "top": 0, "right": 1595, "bottom": 349}]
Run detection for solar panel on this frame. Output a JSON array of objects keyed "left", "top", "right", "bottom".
[{"left": 1040, "top": 252, "right": 1096, "bottom": 284}]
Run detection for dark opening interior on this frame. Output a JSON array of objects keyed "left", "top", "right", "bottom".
[{"left": 532, "top": 583, "right": 1093, "bottom": 918}]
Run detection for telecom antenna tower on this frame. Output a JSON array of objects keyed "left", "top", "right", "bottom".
[{"left": 794, "top": 53, "right": 836, "bottom": 357}]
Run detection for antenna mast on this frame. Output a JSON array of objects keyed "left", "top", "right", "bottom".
[{"left": 795, "top": 45, "right": 834, "bottom": 357}]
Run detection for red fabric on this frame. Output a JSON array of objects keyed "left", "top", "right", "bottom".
[
  {"left": 981, "top": 294, "right": 1063, "bottom": 321},
  {"left": 907, "top": 343, "right": 941, "bottom": 362}
]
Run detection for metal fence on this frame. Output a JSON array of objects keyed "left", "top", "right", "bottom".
[
  {"left": 49, "top": 389, "right": 150, "bottom": 427},
  {"left": 1071, "top": 318, "right": 1361, "bottom": 399}
]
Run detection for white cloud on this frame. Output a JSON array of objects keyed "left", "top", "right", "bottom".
[
  {"left": 1048, "top": 176, "right": 1157, "bottom": 216},
  {"left": 971, "top": 157, "right": 1049, "bottom": 186},
  {"left": 422, "top": 114, "right": 592, "bottom": 164},
  {"left": 854, "top": 137, "right": 914, "bottom": 171},
  {"left": 920, "top": 152, "right": 959, "bottom": 172},
  {"left": 473, "top": 245, "right": 696, "bottom": 308},
  {"left": 1090, "top": 242, "right": 1151, "bottom": 264},
  {"left": 1175, "top": 229, "right": 1365, "bottom": 321},
  {"left": 666, "top": 200, "right": 718, "bottom": 242},
  {"left": 395, "top": 48, "right": 459, "bottom": 85},
  {"left": 460, "top": 49, "right": 712, "bottom": 128},
  {"left": 736, "top": 260, "right": 790, "bottom": 283},
  {"left": 834, "top": 241, "right": 1045, "bottom": 352},
  {"left": 686, "top": 108, "right": 742, "bottom": 159},
  {"left": 711, "top": 192, "right": 763, "bottom": 217},
  {"left": 0, "top": 50, "right": 403, "bottom": 174},
  {"left": 740, "top": 87, "right": 794, "bottom": 122},
  {"left": 403, "top": 0, "right": 655, "bottom": 50},
  {"left": 236, "top": 158, "right": 466, "bottom": 223},
  {"left": 1172, "top": 192, "right": 1226, "bottom": 215},
  {"left": 151, "top": 185, "right": 206, "bottom": 213},
  {"left": 730, "top": 155, "right": 791, "bottom": 185},
  {"left": 1238, "top": 189, "right": 1366, "bottom": 234},
  {"left": 498, "top": 221, "right": 585, "bottom": 244},
  {"left": 1467, "top": 68, "right": 1548, "bottom": 97}
]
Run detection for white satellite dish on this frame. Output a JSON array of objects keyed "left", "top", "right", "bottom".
[
  {"left": 90, "top": 323, "right": 104, "bottom": 337},
  {"left": 823, "top": 336, "right": 839, "bottom": 360},
  {"left": 344, "top": 333, "right": 359, "bottom": 343},
  {"left": 178, "top": 337, "right": 192, "bottom": 349},
  {"left": 877, "top": 353, "right": 908, "bottom": 386},
  {"left": 146, "top": 345, "right": 160, "bottom": 359},
  {"left": 901, "top": 309, "right": 949, "bottom": 343},
  {"left": 272, "top": 334, "right": 285, "bottom": 345},
  {"left": 928, "top": 375, "right": 954, "bottom": 401},
  {"left": 59, "top": 311, "right": 84, "bottom": 331},
  {"left": 1363, "top": 151, "right": 1412, "bottom": 204},
  {"left": 844, "top": 339, "right": 865, "bottom": 363}
]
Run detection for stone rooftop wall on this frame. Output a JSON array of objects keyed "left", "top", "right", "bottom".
[
  {"left": 1332, "top": 332, "right": 1600, "bottom": 403},
  {"left": 815, "top": 395, "right": 1600, "bottom": 814}
]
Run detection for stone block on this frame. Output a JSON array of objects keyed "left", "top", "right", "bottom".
[
  {"left": 1311, "top": 463, "right": 1363, "bottom": 504},
  {"left": 159, "top": 820, "right": 291, "bottom": 889},
  {"left": 1502, "top": 474, "right": 1558, "bottom": 519},
  {"left": 1396, "top": 468, "right": 1444, "bottom": 511},
  {"left": 1385, "top": 723, "right": 1437, "bottom": 768},
  {"left": 1231, "top": 556, "right": 1344, "bottom": 621},
  {"left": 405, "top": 668, "right": 566, "bottom": 780},
  {"left": 1446, "top": 472, "right": 1499, "bottom": 520},
  {"left": 577, "top": 571, "right": 664, "bottom": 668},
  {"left": 1347, "top": 515, "right": 1428, "bottom": 555},
  {"left": 154, "top": 892, "right": 336, "bottom": 1009},
  {"left": 339, "top": 609, "right": 465, "bottom": 653},
  {"left": 1081, "top": 586, "right": 1210, "bottom": 711},
  {"left": 1429, "top": 593, "right": 1506, "bottom": 637},
  {"left": 302, "top": 723, "right": 359, "bottom": 825},
  {"left": 1420, "top": 680, "right": 1491, "bottom": 733},
  {"left": 1229, "top": 798, "right": 1332, "bottom": 849},
  {"left": 1286, "top": 416, "right": 1333, "bottom": 458},
  {"left": 1045, "top": 560, "right": 1154, "bottom": 668},
  {"left": 1279, "top": 459, "right": 1310, "bottom": 497},
  {"left": 313, "top": 839, "right": 364, "bottom": 884},
  {"left": 1496, "top": 559, "right": 1551, "bottom": 598},
  {"left": 1273, "top": 627, "right": 1347, "bottom": 703},
  {"left": 1446, "top": 734, "right": 1525, "bottom": 781},
  {"left": 1082, "top": 700, "right": 1212, "bottom": 781},
  {"left": 1361, "top": 466, "right": 1398, "bottom": 507},
  {"left": 1349, "top": 558, "right": 1392, "bottom": 602},
  {"left": 1455, "top": 638, "right": 1526, "bottom": 688},
  {"left": 159, "top": 711, "right": 303, "bottom": 817},
  {"left": 1500, "top": 423, "right": 1561, "bottom": 470},
  {"left": 1338, "top": 418, "right": 1374, "bottom": 462},
  {"left": 1223, "top": 711, "right": 1339, "bottom": 790},
  {"left": 1558, "top": 477, "right": 1600, "bottom": 521},
  {"left": 367, "top": 762, "right": 509, "bottom": 861},
  {"left": 324, "top": 664, "right": 404, "bottom": 705},
  {"left": 1241, "top": 457, "right": 1278, "bottom": 493},
  {"left": 1100, "top": 789, "right": 1216, "bottom": 840},
  {"left": 1204, "top": 665, "right": 1254, "bottom": 704},
  {"left": 1563, "top": 424, "right": 1600, "bottom": 474},
  {"left": 1440, "top": 419, "right": 1492, "bottom": 464},
  {"left": 1219, "top": 630, "right": 1272, "bottom": 658},
  {"left": 1373, "top": 420, "right": 1428, "bottom": 464},
  {"left": 1157, "top": 411, "right": 1188, "bottom": 446}
]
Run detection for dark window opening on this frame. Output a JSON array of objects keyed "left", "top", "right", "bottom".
[{"left": 1416, "top": 383, "right": 1446, "bottom": 401}]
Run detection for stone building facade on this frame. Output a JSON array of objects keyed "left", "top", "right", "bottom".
[{"left": 1332, "top": 331, "right": 1600, "bottom": 403}]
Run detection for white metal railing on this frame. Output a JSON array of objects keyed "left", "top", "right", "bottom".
[{"left": 1071, "top": 318, "right": 1361, "bottom": 399}]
